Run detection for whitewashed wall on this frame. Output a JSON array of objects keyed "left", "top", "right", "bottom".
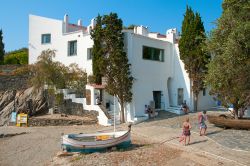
[
  {"left": 29, "top": 14, "right": 216, "bottom": 123},
  {"left": 29, "top": 15, "right": 93, "bottom": 75},
  {"left": 125, "top": 33, "right": 171, "bottom": 119}
]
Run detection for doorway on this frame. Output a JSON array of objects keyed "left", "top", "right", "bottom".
[
  {"left": 153, "top": 91, "right": 161, "bottom": 109},
  {"left": 177, "top": 88, "right": 184, "bottom": 105}
]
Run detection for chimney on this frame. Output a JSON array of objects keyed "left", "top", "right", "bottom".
[
  {"left": 134, "top": 27, "right": 137, "bottom": 34},
  {"left": 87, "top": 25, "right": 92, "bottom": 34},
  {"left": 166, "top": 28, "right": 177, "bottom": 43},
  {"left": 91, "top": 18, "right": 96, "bottom": 28},
  {"left": 64, "top": 14, "right": 69, "bottom": 33},
  {"left": 77, "top": 19, "right": 82, "bottom": 26},
  {"left": 137, "top": 26, "right": 148, "bottom": 36},
  {"left": 64, "top": 14, "right": 69, "bottom": 24}
]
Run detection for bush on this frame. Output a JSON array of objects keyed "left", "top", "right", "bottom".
[{"left": 4, "top": 48, "right": 28, "bottom": 65}]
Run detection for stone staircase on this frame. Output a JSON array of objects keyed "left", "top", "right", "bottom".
[
  {"left": 166, "top": 106, "right": 184, "bottom": 115},
  {"left": 99, "top": 105, "right": 111, "bottom": 119},
  {"left": 108, "top": 109, "right": 121, "bottom": 125},
  {"left": 53, "top": 105, "right": 60, "bottom": 114}
]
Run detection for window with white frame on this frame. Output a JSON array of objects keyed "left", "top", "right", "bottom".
[
  {"left": 41, "top": 34, "right": 51, "bottom": 44},
  {"left": 68, "top": 40, "right": 77, "bottom": 56}
]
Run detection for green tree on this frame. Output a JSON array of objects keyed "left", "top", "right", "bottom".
[
  {"left": 103, "top": 13, "right": 133, "bottom": 123},
  {"left": 0, "top": 29, "right": 4, "bottom": 65},
  {"left": 90, "top": 14, "right": 104, "bottom": 84},
  {"left": 91, "top": 13, "right": 133, "bottom": 123},
  {"left": 66, "top": 63, "right": 87, "bottom": 97},
  {"left": 179, "top": 6, "right": 209, "bottom": 112},
  {"left": 30, "top": 49, "right": 66, "bottom": 89},
  {"left": 30, "top": 49, "right": 87, "bottom": 94},
  {"left": 4, "top": 48, "right": 28, "bottom": 65},
  {"left": 206, "top": 0, "right": 250, "bottom": 119}
]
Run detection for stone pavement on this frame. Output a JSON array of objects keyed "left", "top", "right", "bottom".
[{"left": 132, "top": 111, "right": 250, "bottom": 166}]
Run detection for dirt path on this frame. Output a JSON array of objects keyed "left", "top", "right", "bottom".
[{"left": 0, "top": 125, "right": 102, "bottom": 166}]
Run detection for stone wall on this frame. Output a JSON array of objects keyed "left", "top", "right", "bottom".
[
  {"left": 0, "top": 65, "right": 30, "bottom": 91},
  {"left": 59, "top": 99, "right": 94, "bottom": 116},
  {"left": 29, "top": 117, "right": 97, "bottom": 126},
  {"left": 0, "top": 64, "right": 22, "bottom": 74},
  {"left": 0, "top": 75, "right": 30, "bottom": 91}
]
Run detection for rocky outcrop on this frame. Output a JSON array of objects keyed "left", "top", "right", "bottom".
[{"left": 0, "top": 87, "right": 48, "bottom": 126}]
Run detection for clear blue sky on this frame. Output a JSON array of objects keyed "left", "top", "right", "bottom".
[{"left": 0, "top": 0, "right": 223, "bottom": 52}]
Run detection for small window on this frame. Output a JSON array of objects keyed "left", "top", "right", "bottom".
[
  {"left": 203, "top": 88, "right": 206, "bottom": 96},
  {"left": 41, "top": 34, "right": 51, "bottom": 44},
  {"left": 87, "top": 48, "right": 93, "bottom": 60},
  {"left": 68, "top": 40, "right": 77, "bottom": 56},
  {"left": 142, "top": 46, "right": 164, "bottom": 62}
]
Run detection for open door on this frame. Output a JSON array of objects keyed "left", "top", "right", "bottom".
[{"left": 153, "top": 91, "right": 161, "bottom": 109}]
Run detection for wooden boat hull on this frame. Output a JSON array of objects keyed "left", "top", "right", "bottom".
[
  {"left": 207, "top": 115, "right": 250, "bottom": 129},
  {"left": 61, "top": 130, "right": 131, "bottom": 153}
]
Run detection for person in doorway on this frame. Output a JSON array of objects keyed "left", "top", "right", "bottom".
[
  {"left": 182, "top": 117, "right": 191, "bottom": 145},
  {"left": 181, "top": 101, "right": 189, "bottom": 114},
  {"left": 147, "top": 105, "right": 153, "bottom": 119},
  {"left": 199, "top": 110, "right": 207, "bottom": 136},
  {"left": 145, "top": 105, "right": 148, "bottom": 114},
  {"left": 96, "top": 96, "right": 101, "bottom": 105}
]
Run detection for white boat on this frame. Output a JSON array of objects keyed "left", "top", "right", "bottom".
[{"left": 61, "top": 125, "right": 131, "bottom": 153}]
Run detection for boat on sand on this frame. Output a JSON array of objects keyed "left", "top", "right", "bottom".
[
  {"left": 61, "top": 125, "right": 131, "bottom": 153},
  {"left": 207, "top": 114, "right": 250, "bottom": 130}
]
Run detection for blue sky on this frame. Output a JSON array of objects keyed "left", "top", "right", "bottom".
[{"left": 0, "top": 0, "right": 223, "bottom": 52}]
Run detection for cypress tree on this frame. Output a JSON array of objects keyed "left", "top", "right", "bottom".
[
  {"left": 179, "top": 6, "right": 209, "bottom": 112},
  {"left": 90, "top": 15, "right": 103, "bottom": 84},
  {"left": 0, "top": 29, "right": 5, "bottom": 65},
  {"left": 102, "top": 13, "right": 133, "bottom": 123},
  {"left": 91, "top": 13, "right": 133, "bottom": 123}
]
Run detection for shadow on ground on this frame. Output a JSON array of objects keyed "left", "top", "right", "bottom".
[{"left": 188, "top": 139, "right": 208, "bottom": 145}]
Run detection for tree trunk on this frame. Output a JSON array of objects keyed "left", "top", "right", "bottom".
[
  {"left": 120, "top": 101, "right": 125, "bottom": 123},
  {"left": 193, "top": 93, "right": 198, "bottom": 112},
  {"left": 234, "top": 109, "right": 239, "bottom": 119},
  {"left": 233, "top": 102, "right": 239, "bottom": 119}
]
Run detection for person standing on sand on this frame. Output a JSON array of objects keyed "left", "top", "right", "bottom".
[
  {"left": 182, "top": 117, "right": 191, "bottom": 146},
  {"left": 199, "top": 110, "right": 207, "bottom": 136}
]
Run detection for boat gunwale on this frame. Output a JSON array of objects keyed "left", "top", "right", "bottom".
[{"left": 62, "top": 130, "right": 131, "bottom": 148}]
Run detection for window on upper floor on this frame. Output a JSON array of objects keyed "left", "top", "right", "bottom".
[
  {"left": 142, "top": 46, "right": 164, "bottom": 62},
  {"left": 87, "top": 48, "right": 93, "bottom": 60},
  {"left": 68, "top": 40, "right": 77, "bottom": 56},
  {"left": 41, "top": 34, "right": 51, "bottom": 44}
]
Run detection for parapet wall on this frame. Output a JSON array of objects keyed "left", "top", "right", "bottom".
[{"left": 0, "top": 65, "right": 30, "bottom": 91}]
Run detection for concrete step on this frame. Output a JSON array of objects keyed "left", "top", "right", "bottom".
[{"left": 166, "top": 106, "right": 183, "bottom": 115}]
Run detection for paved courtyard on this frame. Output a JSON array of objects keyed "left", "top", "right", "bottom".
[
  {"left": 132, "top": 110, "right": 250, "bottom": 165},
  {"left": 149, "top": 111, "right": 250, "bottom": 151}
]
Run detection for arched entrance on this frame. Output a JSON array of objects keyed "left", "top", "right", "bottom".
[{"left": 167, "top": 77, "right": 174, "bottom": 107}]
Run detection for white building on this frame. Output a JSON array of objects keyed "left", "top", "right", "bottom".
[{"left": 29, "top": 14, "right": 216, "bottom": 125}]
